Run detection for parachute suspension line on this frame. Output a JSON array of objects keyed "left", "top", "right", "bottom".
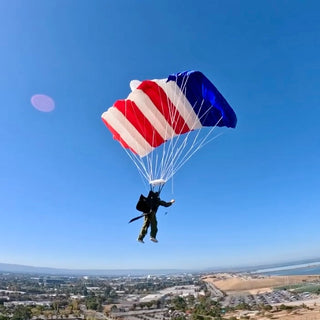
[
  {"left": 151, "top": 151, "right": 160, "bottom": 183},
  {"left": 121, "top": 99, "right": 153, "bottom": 183},
  {"left": 156, "top": 75, "right": 180, "bottom": 182},
  {"left": 124, "top": 147, "right": 149, "bottom": 180},
  {"left": 163, "top": 78, "right": 178, "bottom": 182},
  {"left": 173, "top": 101, "right": 223, "bottom": 169},
  {"left": 154, "top": 73, "right": 198, "bottom": 183},
  {"left": 145, "top": 77, "right": 176, "bottom": 183},
  {"left": 122, "top": 149, "right": 149, "bottom": 185},
  {"left": 120, "top": 100, "right": 148, "bottom": 181},
  {"left": 172, "top": 116, "right": 223, "bottom": 178},
  {"left": 152, "top": 84, "right": 166, "bottom": 183},
  {"left": 158, "top": 79, "right": 175, "bottom": 183},
  {"left": 161, "top": 129, "right": 194, "bottom": 182},
  {"left": 166, "top": 72, "right": 184, "bottom": 179},
  {"left": 146, "top": 132, "right": 154, "bottom": 181},
  {"left": 173, "top": 129, "right": 222, "bottom": 178},
  {"left": 153, "top": 132, "right": 162, "bottom": 181},
  {"left": 164, "top": 99, "right": 224, "bottom": 182},
  {"left": 121, "top": 100, "right": 159, "bottom": 185},
  {"left": 159, "top": 73, "right": 192, "bottom": 182},
  {"left": 196, "top": 131, "right": 224, "bottom": 149},
  {"left": 165, "top": 75, "right": 199, "bottom": 174},
  {"left": 160, "top": 77, "right": 201, "bottom": 182},
  {"left": 162, "top": 138, "right": 187, "bottom": 182}
]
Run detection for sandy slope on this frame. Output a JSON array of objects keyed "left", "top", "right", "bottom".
[
  {"left": 203, "top": 274, "right": 320, "bottom": 319},
  {"left": 203, "top": 274, "right": 320, "bottom": 293}
]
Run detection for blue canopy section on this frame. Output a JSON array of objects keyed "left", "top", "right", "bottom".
[{"left": 167, "top": 70, "right": 237, "bottom": 128}]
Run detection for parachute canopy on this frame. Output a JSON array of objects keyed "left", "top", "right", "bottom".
[{"left": 102, "top": 70, "right": 237, "bottom": 187}]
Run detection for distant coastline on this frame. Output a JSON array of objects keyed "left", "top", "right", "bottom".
[
  {"left": 1, "top": 258, "right": 320, "bottom": 276},
  {"left": 253, "top": 261, "right": 320, "bottom": 276},
  {"left": 0, "top": 262, "right": 189, "bottom": 276}
]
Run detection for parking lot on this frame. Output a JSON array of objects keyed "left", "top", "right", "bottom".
[{"left": 221, "top": 289, "right": 317, "bottom": 307}]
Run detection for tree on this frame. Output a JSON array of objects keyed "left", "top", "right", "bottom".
[
  {"left": 172, "top": 296, "right": 187, "bottom": 312},
  {"left": 191, "top": 296, "right": 223, "bottom": 320},
  {"left": 85, "top": 297, "right": 101, "bottom": 311},
  {"left": 11, "top": 305, "right": 32, "bottom": 320},
  {"left": 187, "top": 294, "right": 196, "bottom": 307}
]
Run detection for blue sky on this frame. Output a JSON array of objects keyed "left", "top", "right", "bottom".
[{"left": 1, "top": 0, "right": 319, "bottom": 271}]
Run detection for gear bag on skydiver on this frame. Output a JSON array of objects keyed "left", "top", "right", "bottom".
[{"left": 136, "top": 194, "right": 151, "bottom": 212}]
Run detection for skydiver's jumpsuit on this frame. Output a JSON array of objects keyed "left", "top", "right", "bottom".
[{"left": 138, "top": 191, "right": 173, "bottom": 241}]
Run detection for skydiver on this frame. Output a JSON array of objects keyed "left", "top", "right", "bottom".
[{"left": 137, "top": 191, "right": 175, "bottom": 243}]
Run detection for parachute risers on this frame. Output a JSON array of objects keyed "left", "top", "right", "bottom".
[
  {"left": 149, "top": 179, "right": 166, "bottom": 186},
  {"left": 149, "top": 179, "right": 166, "bottom": 193}
]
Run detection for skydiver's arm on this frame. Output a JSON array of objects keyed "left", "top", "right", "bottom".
[{"left": 159, "top": 199, "right": 175, "bottom": 207}]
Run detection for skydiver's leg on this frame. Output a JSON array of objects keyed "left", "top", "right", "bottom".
[
  {"left": 150, "top": 212, "right": 158, "bottom": 239},
  {"left": 138, "top": 216, "right": 150, "bottom": 240}
]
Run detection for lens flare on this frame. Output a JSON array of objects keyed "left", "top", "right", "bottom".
[{"left": 31, "top": 94, "right": 55, "bottom": 112}]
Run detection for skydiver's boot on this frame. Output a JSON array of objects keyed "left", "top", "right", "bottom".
[
  {"left": 137, "top": 238, "right": 144, "bottom": 243},
  {"left": 150, "top": 237, "right": 158, "bottom": 243}
]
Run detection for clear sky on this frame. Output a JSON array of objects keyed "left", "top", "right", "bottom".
[{"left": 1, "top": 0, "right": 319, "bottom": 271}]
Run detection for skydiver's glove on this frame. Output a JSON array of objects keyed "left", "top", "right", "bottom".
[{"left": 170, "top": 199, "right": 175, "bottom": 204}]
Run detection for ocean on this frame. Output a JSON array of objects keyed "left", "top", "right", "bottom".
[
  {"left": 254, "top": 261, "right": 320, "bottom": 276},
  {"left": 266, "top": 266, "right": 320, "bottom": 276}
]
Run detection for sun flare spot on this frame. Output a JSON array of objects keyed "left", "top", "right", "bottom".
[{"left": 31, "top": 94, "right": 55, "bottom": 112}]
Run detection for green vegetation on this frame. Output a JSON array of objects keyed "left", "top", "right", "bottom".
[
  {"left": 11, "top": 305, "right": 32, "bottom": 320},
  {"left": 277, "top": 282, "right": 320, "bottom": 294},
  {"left": 172, "top": 296, "right": 187, "bottom": 312},
  {"left": 191, "top": 296, "right": 223, "bottom": 319}
]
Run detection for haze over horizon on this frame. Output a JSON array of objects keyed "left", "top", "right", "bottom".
[
  {"left": 1, "top": 0, "right": 320, "bottom": 270},
  {"left": 1, "top": 257, "right": 320, "bottom": 276}
]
